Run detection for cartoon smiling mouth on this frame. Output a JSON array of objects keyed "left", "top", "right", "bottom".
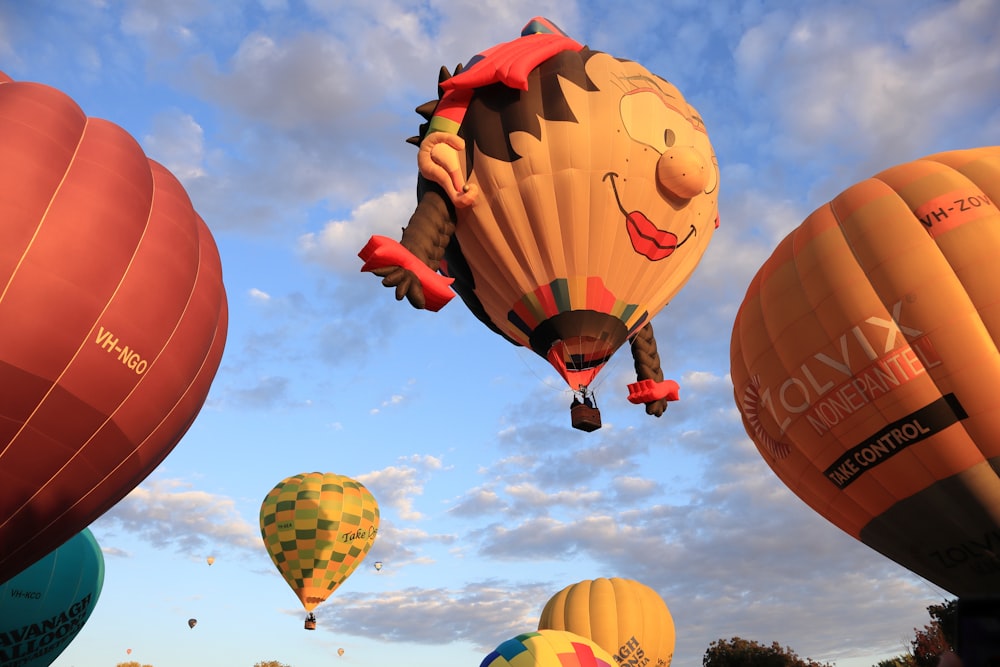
[{"left": 604, "top": 172, "right": 696, "bottom": 261}]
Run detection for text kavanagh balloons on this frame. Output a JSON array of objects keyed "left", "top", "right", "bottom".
[
  {"left": 731, "top": 146, "right": 1000, "bottom": 596},
  {"left": 260, "top": 472, "right": 380, "bottom": 627},
  {"left": 538, "top": 577, "right": 675, "bottom": 667},
  {"left": 0, "top": 528, "right": 105, "bottom": 667},
  {"left": 0, "top": 72, "right": 228, "bottom": 583}
]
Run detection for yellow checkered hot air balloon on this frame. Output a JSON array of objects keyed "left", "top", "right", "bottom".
[{"left": 259, "top": 472, "right": 379, "bottom": 629}]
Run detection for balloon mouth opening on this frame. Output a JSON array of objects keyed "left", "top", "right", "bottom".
[{"left": 533, "top": 311, "right": 629, "bottom": 387}]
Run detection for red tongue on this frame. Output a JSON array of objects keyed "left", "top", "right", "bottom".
[{"left": 626, "top": 211, "right": 679, "bottom": 260}]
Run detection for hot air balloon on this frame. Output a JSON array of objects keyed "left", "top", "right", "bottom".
[
  {"left": 481, "top": 629, "right": 615, "bottom": 667},
  {"left": 188, "top": 618, "right": 197, "bottom": 629},
  {"left": 537, "top": 577, "right": 675, "bottom": 667},
  {"left": 0, "top": 528, "right": 104, "bottom": 667},
  {"left": 126, "top": 649, "right": 132, "bottom": 655},
  {"left": 360, "top": 17, "right": 719, "bottom": 431},
  {"left": 0, "top": 71, "right": 229, "bottom": 583},
  {"left": 730, "top": 146, "right": 1000, "bottom": 596},
  {"left": 259, "top": 472, "right": 380, "bottom": 629},
  {"left": 338, "top": 648, "right": 346, "bottom": 657},
  {"left": 207, "top": 556, "right": 215, "bottom": 566},
  {"left": 374, "top": 560, "right": 383, "bottom": 572}
]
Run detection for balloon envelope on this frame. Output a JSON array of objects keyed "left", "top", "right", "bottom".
[
  {"left": 188, "top": 618, "right": 197, "bottom": 629},
  {"left": 361, "top": 23, "right": 719, "bottom": 392},
  {"left": 206, "top": 556, "right": 215, "bottom": 566},
  {"left": 0, "top": 528, "right": 104, "bottom": 667},
  {"left": 480, "top": 630, "right": 615, "bottom": 667},
  {"left": 259, "top": 472, "right": 380, "bottom": 611},
  {"left": 730, "top": 146, "right": 1000, "bottom": 596},
  {"left": 0, "top": 72, "right": 229, "bottom": 583},
  {"left": 538, "top": 577, "right": 675, "bottom": 667},
  {"left": 338, "top": 648, "right": 345, "bottom": 656}
]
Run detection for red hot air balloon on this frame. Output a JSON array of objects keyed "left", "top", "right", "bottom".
[{"left": 0, "top": 72, "right": 228, "bottom": 583}]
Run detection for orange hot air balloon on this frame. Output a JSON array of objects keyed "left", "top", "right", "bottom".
[
  {"left": 337, "top": 648, "right": 345, "bottom": 657},
  {"left": 0, "top": 72, "right": 228, "bottom": 583},
  {"left": 731, "top": 146, "right": 1000, "bottom": 596},
  {"left": 538, "top": 578, "right": 675, "bottom": 667},
  {"left": 206, "top": 556, "right": 215, "bottom": 566},
  {"left": 360, "top": 17, "right": 719, "bottom": 429}
]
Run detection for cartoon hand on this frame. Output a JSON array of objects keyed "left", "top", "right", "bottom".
[
  {"left": 418, "top": 132, "right": 479, "bottom": 207},
  {"left": 369, "top": 265, "right": 428, "bottom": 309}
]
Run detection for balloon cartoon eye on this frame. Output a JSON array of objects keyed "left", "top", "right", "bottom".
[{"left": 620, "top": 90, "right": 693, "bottom": 153}]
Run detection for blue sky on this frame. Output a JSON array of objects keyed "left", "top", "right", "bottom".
[{"left": 2, "top": 0, "right": 998, "bottom": 666}]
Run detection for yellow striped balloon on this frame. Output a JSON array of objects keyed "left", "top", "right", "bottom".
[
  {"left": 259, "top": 472, "right": 379, "bottom": 611},
  {"left": 537, "top": 578, "right": 675, "bottom": 667}
]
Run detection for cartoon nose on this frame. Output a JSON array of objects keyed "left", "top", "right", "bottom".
[{"left": 656, "top": 145, "right": 708, "bottom": 200}]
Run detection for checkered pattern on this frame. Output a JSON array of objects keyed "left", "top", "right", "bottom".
[
  {"left": 259, "top": 472, "right": 380, "bottom": 610},
  {"left": 480, "top": 630, "right": 615, "bottom": 667}
]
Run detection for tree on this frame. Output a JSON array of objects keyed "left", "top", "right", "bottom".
[
  {"left": 254, "top": 661, "right": 292, "bottom": 667},
  {"left": 872, "top": 599, "right": 957, "bottom": 667},
  {"left": 703, "top": 637, "right": 834, "bottom": 667},
  {"left": 116, "top": 662, "right": 154, "bottom": 667}
]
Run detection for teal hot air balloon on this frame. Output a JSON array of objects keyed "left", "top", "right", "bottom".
[{"left": 0, "top": 528, "right": 105, "bottom": 667}]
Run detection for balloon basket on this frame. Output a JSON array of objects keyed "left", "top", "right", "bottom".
[
  {"left": 304, "top": 617, "right": 317, "bottom": 631},
  {"left": 571, "top": 404, "right": 602, "bottom": 432}
]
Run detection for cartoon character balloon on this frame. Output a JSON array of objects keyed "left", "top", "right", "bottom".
[
  {"left": 481, "top": 630, "right": 615, "bottom": 667},
  {"left": 0, "top": 528, "right": 104, "bottom": 667},
  {"left": 360, "top": 17, "right": 719, "bottom": 429},
  {"left": 731, "top": 146, "right": 1000, "bottom": 596},
  {"left": 259, "top": 472, "right": 380, "bottom": 628},
  {"left": 0, "top": 71, "right": 228, "bottom": 583},
  {"left": 538, "top": 578, "right": 675, "bottom": 667}
]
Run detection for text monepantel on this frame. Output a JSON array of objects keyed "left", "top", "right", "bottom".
[{"left": 750, "top": 300, "right": 967, "bottom": 488}]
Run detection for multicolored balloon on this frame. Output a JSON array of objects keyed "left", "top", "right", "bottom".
[
  {"left": 731, "top": 146, "right": 1000, "bottom": 596},
  {"left": 538, "top": 578, "right": 675, "bottom": 667},
  {"left": 0, "top": 71, "right": 229, "bottom": 583},
  {"left": 480, "top": 630, "right": 615, "bottom": 667},
  {"left": 259, "top": 473, "right": 380, "bottom": 624},
  {"left": 0, "top": 528, "right": 104, "bottom": 667}
]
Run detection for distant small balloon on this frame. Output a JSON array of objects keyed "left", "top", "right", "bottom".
[
  {"left": 206, "top": 556, "right": 215, "bottom": 566},
  {"left": 338, "top": 648, "right": 345, "bottom": 657},
  {"left": 374, "top": 560, "right": 383, "bottom": 571},
  {"left": 188, "top": 618, "right": 197, "bottom": 629},
  {"left": 127, "top": 649, "right": 132, "bottom": 655}
]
